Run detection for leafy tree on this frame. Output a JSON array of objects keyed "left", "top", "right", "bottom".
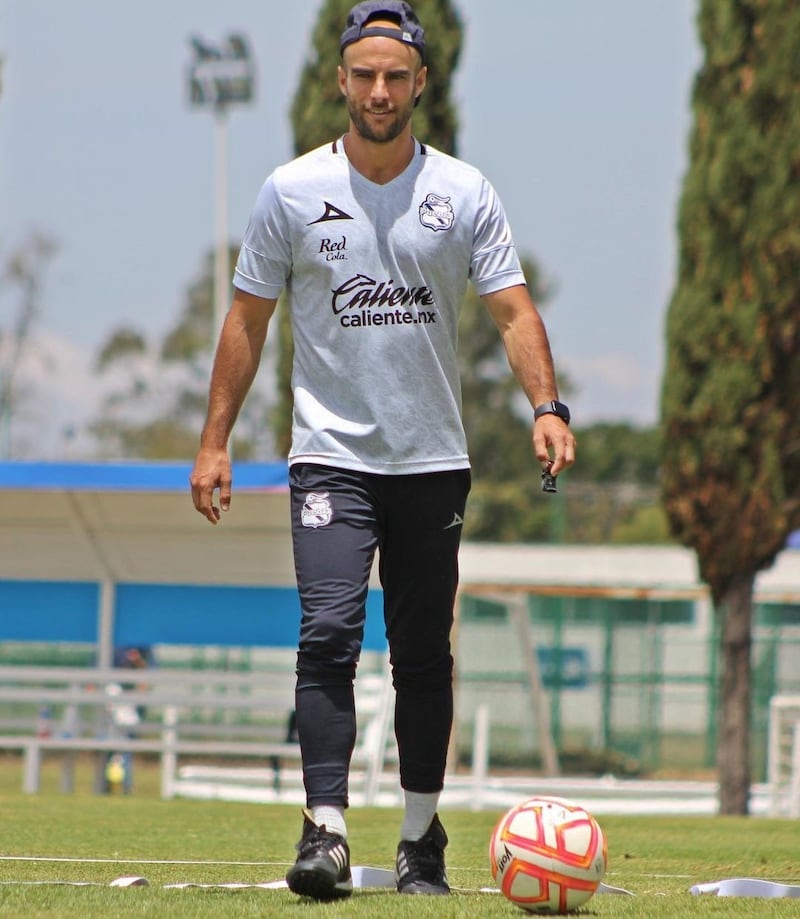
[
  {"left": 160, "top": 245, "right": 240, "bottom": 366},
  {"left": 548, "top": 423, "right": 668, "bottom": 544},
  {"left": 90, "top": 247, "right": 272, "bottom": 460},
  {"left": 89, "top": 326, "right": 201, "bottom": 459},
  {"left": 95, "top": 328, "right": 147, "bottom": 372},
  {"left": 0, "top": 233, "right": 58, "bottom": 457},
  {"left": 568, "top": 423, "right": 662, "bottom": 485},
  {"left": 608, "top": 502, "right": 669, "bottom": 544},
  {"left": 465, "top": 479, "right": 552, "bottom": 542},
  {"left": 661, "top": 0, "right": 800, "bottom": 814},
  {"left": 561, "top": 481, "right": 667, "bottom": 544}
]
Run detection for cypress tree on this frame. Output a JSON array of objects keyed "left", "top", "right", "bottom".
[{"left": 661, "top": 0, "right": 800, "bottom": 814}]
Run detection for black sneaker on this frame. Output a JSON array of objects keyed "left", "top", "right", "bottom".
[
  {"left": 286, "top": 810, "right": 352, "bottom": 900},
  {"left": 395, "top": 813, "right": 450, "bottom": 895}
]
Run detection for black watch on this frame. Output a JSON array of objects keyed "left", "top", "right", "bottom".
[{"left": 534, "top": 400, "right": 570, "bottom": 425}]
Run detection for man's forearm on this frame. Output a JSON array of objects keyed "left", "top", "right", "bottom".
[
  {"left": 200, "top": 311, "right": 268, "bottom": 449},
  {"left": 483, "top": 286, "right": 562, "bottom": 410},
  {"left": 501, "top": 308, "right": 560, "bottom": 410}
]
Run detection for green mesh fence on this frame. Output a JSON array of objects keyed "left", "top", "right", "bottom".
[{"left": 455, "top": 592, "right": 800, "bottom": 779}]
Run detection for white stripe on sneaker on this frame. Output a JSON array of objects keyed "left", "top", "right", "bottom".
[
  {"left": 396, "top": 851, "right": 409, "bottom": 879},
  {"left": 328, "top": 844, "right": 347, "bottom": 873}
]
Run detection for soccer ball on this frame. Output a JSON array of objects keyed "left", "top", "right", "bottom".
[{"left": 489, "top": 795, "right": 607, "bottom": 914}]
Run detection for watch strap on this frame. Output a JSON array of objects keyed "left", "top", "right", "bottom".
[{"left": 534, "top": 400, "right": 570, "bottom": 425}]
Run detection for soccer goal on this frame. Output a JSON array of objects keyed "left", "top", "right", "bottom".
[{"left": 766, "top": 694, "right": 800, "bottom": 817}]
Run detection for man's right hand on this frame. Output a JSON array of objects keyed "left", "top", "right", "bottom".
[{"left": 190, "top": 446, "right": 232, "bottom": 524}]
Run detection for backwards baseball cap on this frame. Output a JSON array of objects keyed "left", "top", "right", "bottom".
[{"left": 340, "top": 1, "right": 426, "bottom": 62}]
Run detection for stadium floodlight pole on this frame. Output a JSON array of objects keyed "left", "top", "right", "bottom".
[{"left": 187, "top": 34, "right": 256, "bottom": 348}]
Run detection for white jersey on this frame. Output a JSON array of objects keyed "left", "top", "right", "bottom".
[{"left": 234, "top": 137, "right": 525, "bottom": 475}]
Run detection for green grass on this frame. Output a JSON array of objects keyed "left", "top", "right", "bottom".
[{"left": 0, "top": 757, "right": 798, "bottom": 917}]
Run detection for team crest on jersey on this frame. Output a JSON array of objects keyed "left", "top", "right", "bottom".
[
  {"left": 301, "top": 491, "right": 333, "bottom": 528},
  {"left": 418, "top": 193, "right": 454, "bottom": 232}
]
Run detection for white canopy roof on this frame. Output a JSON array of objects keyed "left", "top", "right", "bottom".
[
  {"left": 0, "top": 462, "right": 295, "bottom": 587},
  {"left": 2, "top": 462, "right": 799, "bottom": 600}
]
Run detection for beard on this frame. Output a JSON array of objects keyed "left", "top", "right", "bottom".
[{"left": 347, "top": 95, "right": 415, "bottom": 143}]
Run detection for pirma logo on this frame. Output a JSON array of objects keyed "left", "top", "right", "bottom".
[
  {"left": 443, "top": 512, "right": 463, "bottom": 530},
  {"left": 307, "top": 201, "right": 354, "bottom": 225}
]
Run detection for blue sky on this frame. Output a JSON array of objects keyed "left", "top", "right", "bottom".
[{"left": 1, "top": 0, "right": 701, "bottom": 454}]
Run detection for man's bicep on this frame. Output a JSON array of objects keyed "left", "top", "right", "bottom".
[{"left": 230, "top": 287, "right": 279, "bottom": 329}]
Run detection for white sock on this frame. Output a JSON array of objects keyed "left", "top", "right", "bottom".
[
  {"left": 311, "top": 805, "right": 347, "bottom": 838},
  {"left": 400, "top": 791, "right": 440, "bottom": 841}
]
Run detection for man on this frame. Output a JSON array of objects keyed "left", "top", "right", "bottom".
[{"left": 190, "top": 0, "right": 576, "bottom": 901}]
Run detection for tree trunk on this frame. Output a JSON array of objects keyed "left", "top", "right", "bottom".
[{"left": 716, "top": 574, "right": 754, "bottom": 815}]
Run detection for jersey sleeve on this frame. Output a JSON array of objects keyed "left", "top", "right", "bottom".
[
  {"left": 469, "top": 177, "right": 526, "bottom": 296},
  {"left": 233, "top": 173, "right": 292, "bottom": 299}
]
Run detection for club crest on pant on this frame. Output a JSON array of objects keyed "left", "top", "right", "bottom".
[{"left": 301, "top": 491, "right": 333, "bottom": 528}]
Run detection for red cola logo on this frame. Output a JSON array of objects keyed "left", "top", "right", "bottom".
[{"left": 330, "top": 274, "right": 435, "bottom": 315}]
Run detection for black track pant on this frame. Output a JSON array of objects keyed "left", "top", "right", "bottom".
[{"left": 289, "top": 463, "right": 470, "bottom": 807}]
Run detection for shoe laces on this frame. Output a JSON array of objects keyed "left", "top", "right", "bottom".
[
  {"left": 402, "top": 835, "right": 445, "bottom": 882},
  {"left": 298, "top": 824, "right": 343, "bottom": 858}
]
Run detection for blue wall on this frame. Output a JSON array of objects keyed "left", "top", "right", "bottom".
[
  {"left": 0, "top": 580, "right": 387, "bottom": 651},
  {"left": 0, "top": 581, "right": 99, "bottom": 641}
]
